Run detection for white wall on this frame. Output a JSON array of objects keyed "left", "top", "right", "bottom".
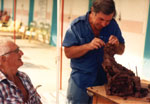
[
  {"left": 2, "top": 0, "right": 52, "bottom": 26},
  {"left": 34, "top": 0, "right": 52, "bottom": 25},
  {"left": 3, "top": 0, "right": 29, "bottom": 25},
  {"left": 64, "top": 0, "right": 89, "bottom": 18},
  {"left": 3, "top": 0, "right": 13, "bottom": 16},
  {"left": 16, "top": 0, "right": 29, "bottom": 25},
  {"left": 115, "top": 0, "right": 149, "bottom": 58},
  {"left": 114, "top": 0, "right": 149, "bottom": 80},
  {"left": 63, "top": 0, "right": 89, "bottom": 38}
]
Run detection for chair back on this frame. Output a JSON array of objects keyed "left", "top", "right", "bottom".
[
  {"left": 29, "top": 21, "right": 37, "bottom": 31},
  {"left": 44, "top": 23, "right": 51, "bottom": 33}
]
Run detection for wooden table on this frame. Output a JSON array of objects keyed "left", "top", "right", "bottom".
[{"left": 87, "top": 80, "right": 150, "bottom": 104}]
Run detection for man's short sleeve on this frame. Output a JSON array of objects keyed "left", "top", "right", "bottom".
[{"left": 63, "top": 25, "right": 79, "bottom": 47}]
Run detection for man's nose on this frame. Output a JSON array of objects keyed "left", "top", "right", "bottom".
[
  {"left": 19, "top": 50, "right": 24, "bottom": 56},
  {"left": 101, "top": 21, "right": 108, "bottom": 27}
]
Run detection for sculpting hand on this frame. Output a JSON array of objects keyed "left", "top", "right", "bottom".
[
  {"left": 88, "top": 37, "right": 105, "bottom": 50},
  {"left": 108, "top": 35, "right": 119, "bottom": 46}
]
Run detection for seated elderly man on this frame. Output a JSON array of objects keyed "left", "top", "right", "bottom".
[{"left": 0, "top": 39, "right": 42, "bottom": 104}]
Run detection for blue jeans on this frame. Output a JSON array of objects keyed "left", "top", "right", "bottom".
[{"left": 66, "top": 78, "right": 92, "bottom": 104}]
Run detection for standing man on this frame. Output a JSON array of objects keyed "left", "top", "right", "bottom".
[{"left": 63, "top": 0, "right": 125, "bottom": 103}]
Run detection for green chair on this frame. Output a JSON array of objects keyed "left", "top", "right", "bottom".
[
  {"left": 42, "top": 23, "right": 51, "bottom": 43},
  {"left": 25, "top": 21, "right": 37, "bottom": 42},
  {"left": 36, "top": 22, "right": 45, "bottom": 42}
]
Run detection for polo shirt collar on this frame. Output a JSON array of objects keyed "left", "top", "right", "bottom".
[{"left": 85, "top": 11, "right": 95, "bottom": 38}]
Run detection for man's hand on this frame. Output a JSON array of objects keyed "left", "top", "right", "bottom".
[
  {"left": 88, "top": 37, "right": 105, "bottom": 50},
  {"left": 64, "top": 37, "right": 105, "bottom": 58},
  {"left": 108, "top": 35, "right": 125, "bottom": 55},
  {"left": 108, "top": 35, "right": 119, "bottom": 46}
]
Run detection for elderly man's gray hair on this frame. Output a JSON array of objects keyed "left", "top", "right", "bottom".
[{"left": 0, "top": 39, "right": 13, "bottom": 56}]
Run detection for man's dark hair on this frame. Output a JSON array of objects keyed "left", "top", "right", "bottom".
[{"left": 92, "top": 0, "right": 116, "bottom": 17}]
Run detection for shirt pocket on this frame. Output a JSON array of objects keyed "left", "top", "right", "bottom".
[
  {"left": 78, "top": 36, "right": 85, "bottom": 45},
  {"left": 78, "top": 36, "right": 92, "bottom": 45}
]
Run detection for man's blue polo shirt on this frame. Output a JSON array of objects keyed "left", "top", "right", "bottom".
[{"left": 63, "top": 11, "right": 125, "bottom": 90}]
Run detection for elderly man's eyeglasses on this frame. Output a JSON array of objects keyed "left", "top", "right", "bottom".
[{"left": 2, "top": 48, "right": 20, "bottom": 56}]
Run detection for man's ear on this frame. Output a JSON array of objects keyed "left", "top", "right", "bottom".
[
  {"left": 0, "top": 56, "right": 6, "bottom": 64},
  {"left": 0, "top": 56, "right": 6, "bottom": 72},
  {"left": 91, "top": 7, "right": 96, "bottom": 16},
  {"left": 0, "top": 56, "right": 2, "bottom": 65},
  {"left": 91, "top": 7, "right": 94, "bottom": 12}
]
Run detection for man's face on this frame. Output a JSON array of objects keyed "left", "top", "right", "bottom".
[
  {"left": 4, "top": 42, "right": 24, "bottom": 73},
  {"left": 90, "top": 11, "right": 114, "bottom": 31}
]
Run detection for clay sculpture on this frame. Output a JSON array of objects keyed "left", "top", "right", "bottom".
[{"left": 102, "top": 43, "right": 148, "bottom": 98}]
